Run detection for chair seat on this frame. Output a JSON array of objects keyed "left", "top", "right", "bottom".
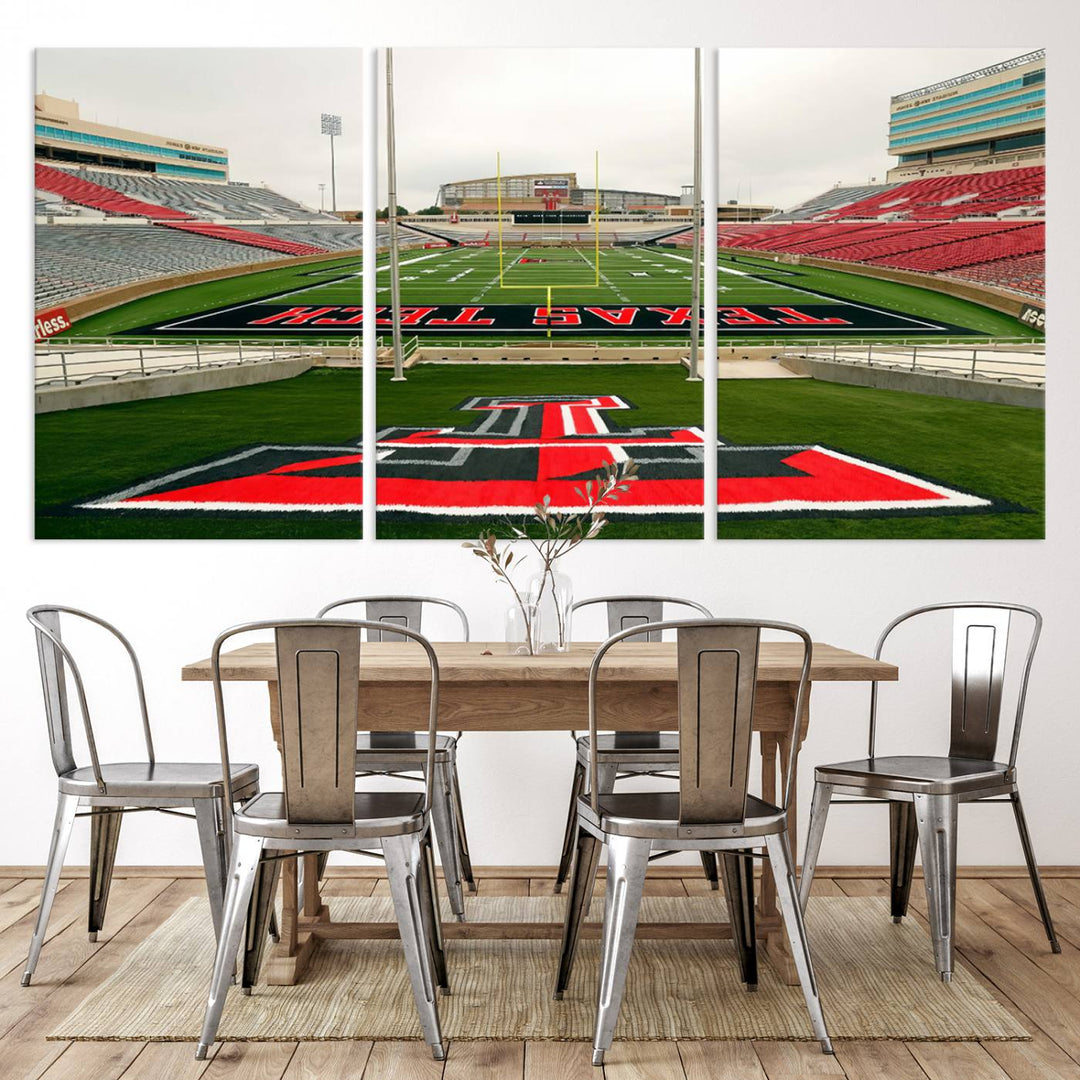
[
  {"left": 576, "top": 733, "right": 679, "bottom": 766},
  {"left": 234, "top": 791, "right": 426, "bottom": 840},
  {"left": 356, "top": 733, "right": 456, "bottom": 763},
  {"left": 815, "top": 755, "right": 1015, "bottom": 795},
  {"left": 578, "top": 790, "right": 785, "bottom": 841},
  {"left": 59, "top": 761, "right": 259, "bottom": 799}
]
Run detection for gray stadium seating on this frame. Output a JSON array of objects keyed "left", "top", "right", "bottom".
[
  {"left": 766, "top": 184, "right": 897, "bottom": 221},
  {"left": 65, "top": 168, "right": 337, "bottom": 222},
  {"left": 34, "top": 225, "right": 284, "bottom": 307}
]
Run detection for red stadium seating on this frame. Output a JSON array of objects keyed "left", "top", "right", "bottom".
[
  {"left": 157, "top": 222, "right": 328, "bottom": 257},
  {"left": 816, "top": 167, "right": 1043, "bottom": 222},
  {"left": 34, "top": 163, "right": 190, "bottom": 220},
  {"left": 947, "top": 253, "right": 1045, "bottom": 298},
  {"left": 36, "top": 163, "right": 328, "bottom": 257},
  {"left": 713, "top": 220, "right": 1044, "bottom": 300}
]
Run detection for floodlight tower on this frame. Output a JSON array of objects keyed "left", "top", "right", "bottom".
[{"left": 321, "top": 112, "right": 342, "bottom": 212}]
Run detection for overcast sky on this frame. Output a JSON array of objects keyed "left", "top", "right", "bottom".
[
  {"left": 37, "top": 46, "right": 1037, "bottom": 214},
  {"left": 36, "top": 49, "right": 363, "bottom": 211},
  {"left": 717, "top": 48, "right": 1039, "bottom": 209},
  {"left": 384, "top": 48, "right": 693, "bottom": 208}
]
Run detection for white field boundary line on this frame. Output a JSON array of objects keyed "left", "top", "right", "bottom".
[
  {"left": 574, "top": 246, "right": 631, "bottom": 303},
  {"left": 158, "top": 249, "right": 456, "bottom": 329},
  {"left": 652, "top": 248, "right": 944, "bottom": 331}
]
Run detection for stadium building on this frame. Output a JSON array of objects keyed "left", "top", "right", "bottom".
[
  {"left": 436, "top": 172, "right": 680, "bottom": 213},
  {"left": 886, "top": 50, "right": 1045, "bottom": 182},
  {"left": 34, "top": 94, "right": 230, "bottom": 182}
]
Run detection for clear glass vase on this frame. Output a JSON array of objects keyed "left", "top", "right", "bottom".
[
  {"left": 527, "top": 569, "right": 573, "bottom": 653},
  {"left": 505, "top": 601, "right": 540, "bottom": 655}
]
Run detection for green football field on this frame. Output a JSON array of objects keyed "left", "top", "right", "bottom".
[
  {"left": 39, "top": 240, "right": 1041, "bottom": 540},
  {"left": 56, "top": 244, "right": 1036, "bottom": 342},
  {"left": 718, "top": 379, "right": 1043, "bottom": 539},
  {"left": 35, "top": 369, "right": 363, "bottom": 540},
  {"left": 35, "top": 361, "right": 1042, "bottom": 540}
]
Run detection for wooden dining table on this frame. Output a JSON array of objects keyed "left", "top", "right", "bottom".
[{"left": 182, "top": 639, "right": 897, "bottom": 986}]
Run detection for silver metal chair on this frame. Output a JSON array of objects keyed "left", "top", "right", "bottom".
[
  {"left": 23, "top": 605, "right": 261, "bottom": 987},
  {"left": 799, "top": 602, "right": 1060, "bottom": 982},
  {"left": 197, "top": 618, "right": 447, "bottom": 1061},
  {"left": 555, "top": 596, "right": 718, "bottom": 893},
  {"left": 555, "top": 619, "right": 832, "bottom": 1065},
  {"left": 317, "top": 596, "right": 474, "bottom": 919}
]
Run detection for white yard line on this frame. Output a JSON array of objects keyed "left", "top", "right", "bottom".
[{"left": 574, "top": 246, "right": 631, "bottom": 303}]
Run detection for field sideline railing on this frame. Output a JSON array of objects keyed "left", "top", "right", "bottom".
[
  {"left": 779, "top": 341, "right": 1045, "bottom": 387},
  {"left": 35, "top": 339, "right": 317, "bottom": 388}
]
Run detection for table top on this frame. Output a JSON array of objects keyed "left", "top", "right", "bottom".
[{"left": 182, "top": 640, "right": 897, "bottom": 684}]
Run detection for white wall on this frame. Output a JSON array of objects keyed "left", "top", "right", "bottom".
[{"left": 4, "top": 0, "right": 1078, "bottom": 872}]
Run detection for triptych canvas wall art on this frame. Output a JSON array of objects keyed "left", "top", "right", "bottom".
[{"left": 33, "top": 47, "right": 1044, "bottom": 541}]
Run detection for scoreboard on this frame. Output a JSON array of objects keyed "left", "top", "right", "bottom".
[{"left": 513, "top": 210, "right": 590, "bottom": 225}]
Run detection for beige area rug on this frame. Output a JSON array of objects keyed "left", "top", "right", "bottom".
[{"left": 51, "top": 895, "right": 1027, "bottom": 1043}]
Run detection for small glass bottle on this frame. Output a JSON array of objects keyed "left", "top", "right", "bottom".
[
  {"left": 527, "top": 569, "right": 573, "bottom": 653},
  {"left": 504, "top": 600, "right": 540, "bottom": 655}
]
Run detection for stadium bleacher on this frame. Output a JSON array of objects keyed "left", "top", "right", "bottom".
[
  {"left": 34, "top": 161, "right": 338, "bottom": 304},
  {"left": 34, "top": 225, "right": 286, "bottom": 307},
  {"left": 43, "top": 165, "right": 335, "bottom": 222},
  {"left": 816, "top": 167, "right": 1043, "bottom": 222},
  {"left": 34, "top": 163, "right": 190, "bottom": 220},
  {"left": 766, "top": 183, "right": 897, "bottom": 221},
  {"left": 946, "top": 253, "right": 1045, "bottom": 300},
  {"left": 409, "top": 221, "right": 689, "bottom": 245},
  {"left": 255, "top": 224, "right": 365, "bottom": 251},
  {"left": 765, "top": 168, "right": 1043, "bottom": 224},
  {"left": 710, "top": 218, "right": 1045, "bottom": 300},
  {"left": 157, "top": 221, "right": 328, "bottom": 257}
]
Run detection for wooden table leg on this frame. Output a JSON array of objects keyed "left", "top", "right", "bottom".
[{"left": 262, "top": 683, "right": 329, "bottom": 985}]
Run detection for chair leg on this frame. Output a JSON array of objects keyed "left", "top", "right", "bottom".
[
  {"left": 720, "top": 850, "right": 757, "bottom": 990},
  {"left": 196, "top": 833, "right": 264, "bottom": 1060},
  {"left": 765, "top": 830, "right": 833, "bottom": 1054},
  {"left": 194, "top": 798, "right": 228, "bottom": 941},
  {"left": 592, "top": 834, "right": 651, "bottom": 1066},
  {"left": 554, "top": 759, "right": 587, "bottom": 894},
  {"left": 913, "top": 793, "right": 958, "bottom": 982},
  {"left": 87, "top": 807, "right": 123, "bottom": 942},
  {"left": 699, "top": 852, "right": 720, "bottom": 891},
  {"left": 429, "top": 761, "right": 465, "bottom": 921},
  {"left": 595, "top": 763, "right": 619, "bottom": 795},
  {"left": 446, "top": 753, "right": 476, "bottom": 893},
  {"left": 383, "top": 832, "right": 445, "bottom": 1060},
  {"left": 1010, "top": 789, "right": 1061, "bottom": 953},
  {"left": 22, "top": 792, "right": 78, "bottom": 986},
  {"left": 798, "top": 781, "right": 833, "bottom": 912},
  {"left": 889, "top": 800, "right": 919, "bottom": 924},
  {"left": 416, "top": 826, "right": 450, "bottom": 993},
  {"left": 554, "top": 824, "right": 602, "bottom": 999},
  {"left": 241, "top": 853, "right": 281, "bottom": 994}
]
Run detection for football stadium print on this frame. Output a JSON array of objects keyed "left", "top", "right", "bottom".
[{"left": 34, "top": 47, "right": 1044, "bottom": 540}]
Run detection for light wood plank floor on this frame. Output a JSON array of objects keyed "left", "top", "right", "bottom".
[{"left": 1, "top": 867, "right": 1077, "bottom": 1080}]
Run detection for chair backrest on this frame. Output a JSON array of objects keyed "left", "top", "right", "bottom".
[
  {"left": 587, "top": 619, "right": 811, "bottom": 823},
  {"left": 870, "top": 602, "right": 1041, "bottom": 768},
  {"left": 572, "top": 595, "right": 712, "bottom": 642},
  {"left": 573, "top": 597, "right": 714, "bottom": 747},
  {"left": 211, "top": 619, "right": 440, "bottom": 825},
  {"left": 316, "top": 596, "right": 469, "bottom": 643},
  {"left": 26, "top": 605, "right": 153, "bottom": 789}
]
